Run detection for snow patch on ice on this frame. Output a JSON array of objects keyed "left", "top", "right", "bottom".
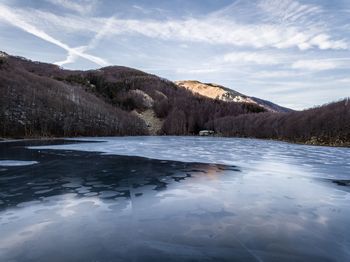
[{"left": 0, "top": 160, "right": 38, "bottom": 166}]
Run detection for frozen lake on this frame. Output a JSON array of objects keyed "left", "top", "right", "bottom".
[{"left": 0, "top": 137, "right": 349, "bottom": 261}]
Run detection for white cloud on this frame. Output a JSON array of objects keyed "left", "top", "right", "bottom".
[
  {"left": 291, "top": 59, "right": 340, "bottom": 71},
  {"left": 206, "top": 0, "right": 348, "bottom": 50},
  {"left": 309, "top": 34, "right": 348, "bottom": 50},
  {"left": 3, "top": 4, "right": 347, "bottom": 51},
  {"left": 132, "top": 5, "right": 146, "bottom": 12},
  {"left": 336, "top": 78, "right": 350, "bottom": 84},
  {"left": 0, "top": 4, "right": 108, "bottom": 67},
  {"left": 258, "top": 0, "right": 323, "bottom": 24},
  {"left": 223, "top": 52, "right": 280, "bottom": 65},
  {"left": 252, "top": 70, "right": 304, "bottom": 78},
  {"left": 132, "top": 4, "right": 166, "bottom": 15},
  {"left": 176, "top": 68, "right": 220, "bottom": 74},
  {"left": 46, "top": 0, "right": 98, "bottom": 15},
  {"left": 105, "top": 18, "right": 347, "bottom": 51}
]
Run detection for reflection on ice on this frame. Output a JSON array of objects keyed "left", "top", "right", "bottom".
[
  {"left": 0, "top": 138, "right": 349, "bottom": 261},
  {"left": 30, "top": 136, "right": 350, "bottom": 179}
]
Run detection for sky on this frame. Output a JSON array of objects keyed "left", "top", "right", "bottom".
[{"left": 0, "top": 0, "right": 349, "bottom": 110}]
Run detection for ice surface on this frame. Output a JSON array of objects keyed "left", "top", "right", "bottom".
[
  {"left": 0, "top": 160, "right": 38, "bottom": 166},
  {"left": 1, "top": 137, "right": 350, "bottom": 261},
  {"left": 29, "top": 136, "right": 350, "bottom": 179}
]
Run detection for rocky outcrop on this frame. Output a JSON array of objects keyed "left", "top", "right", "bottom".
[
  {"left": 175, "top": 80, "right": 292, "bottom": 113},
  {"left": 130, "top": 89, "right": 154, "bottom": 108},
  {"left": 133, "top": 109, "right": 163, "bottom": 135}
]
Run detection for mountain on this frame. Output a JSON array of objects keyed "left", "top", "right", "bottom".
[
  {"left": 1, "top": 51, "right": 348, "bottom": 146},
  {"left": 0, "top": 52, "right": 264, "bottom": 138},
  {"left": 175, "top": 80, "right": 292, "bottom": 113},
  {"left": 0, "top": 52, "right": 148, "bottom": 137}
]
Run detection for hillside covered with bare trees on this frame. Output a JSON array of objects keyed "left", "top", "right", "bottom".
[
  {"left": 0, "top": 53, "right": 148, "bottom": 137},
  {"left": 0, "top": 52, "right": 263, "bottom": 138},
  {"left": 0, "top": 51, "right": 349, "bottom": 146},
  {"left": 210, "top": 99, "right": 350, "bottom": 146}
]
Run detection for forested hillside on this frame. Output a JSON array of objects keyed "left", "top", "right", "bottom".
[
  {"left": 0, "top": 52, "right": 264, "bottom": 138},
  {"left": 211, "top": 99, "right": 350, "bottom": 146},
  {"left": 0, "top": 54, "right": 147, "bottom": 137}
]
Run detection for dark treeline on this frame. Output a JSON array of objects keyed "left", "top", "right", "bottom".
[
  {"left": 159, "top": 97, "right": 264, "bottom": 135},
  {"left": 211, "top": 99, "right": 350, "bottom": 146}
]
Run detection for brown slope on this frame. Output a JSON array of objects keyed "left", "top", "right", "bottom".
[{"left": 175, "top": 80, "right": 292, "bottom": 113}]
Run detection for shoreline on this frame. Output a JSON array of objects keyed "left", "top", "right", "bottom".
[{"left": 1, "top": 135, "right": 349, "bottom": 148}]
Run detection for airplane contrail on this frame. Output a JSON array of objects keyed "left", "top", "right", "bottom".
[
  {"left": 0, "top": 4, "right": 109, "bottom": 67},
  {"left": 55, "top": 16, "right": 115, "bottom": 66}
]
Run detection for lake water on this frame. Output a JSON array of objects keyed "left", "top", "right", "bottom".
[{"left": 0, "top": 137, "right": 349, "bottom": 261}]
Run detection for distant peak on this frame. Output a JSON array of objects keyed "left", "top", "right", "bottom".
[
  {"left": 175, "top": 80, "right": 243, "bottom": 99},
  {"left": 175, "top": 80, "right": 292, "bottom": 113}
]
